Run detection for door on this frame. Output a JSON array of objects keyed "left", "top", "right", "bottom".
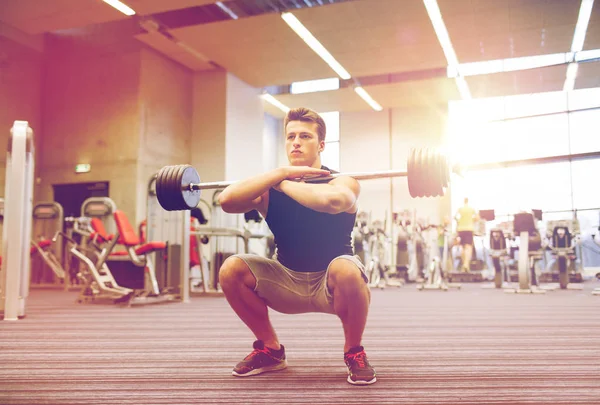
[{"left": 53, "top": 182, "right": 109, "bottom": 218}]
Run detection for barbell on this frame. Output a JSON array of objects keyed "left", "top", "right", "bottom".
[{"left": 155, "top": 147, "right": 452, "bottom": 211}]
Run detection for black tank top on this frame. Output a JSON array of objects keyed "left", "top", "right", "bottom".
[{"left": 265, "top": 166, "right": 356, "bottom": 272}]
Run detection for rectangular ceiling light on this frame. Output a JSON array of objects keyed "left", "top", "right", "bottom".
[
  {"left": 564, "top": 0, "right": 594, "bottom": 91},
  {"left": 423, "top": 0, "right": 459, "bottom": 67},
  {"left": 571, "top": 0, "right": 595, "bottom": 52},
  {"left": 281, "top": 12, "right": 351, "bottom": 80},
  {"left": 216, "top": 1, "right": 239, "bottom": 20},
  {"left": 563, "top": 63, "right": 579, "bottom": 91},
  {"left": 354, "top": 87, "right": 383, "bottom": 111},
  {"left": 576, "top": 48, "right": 600, "bottom": 61},
  {"left": 261, "top": 94, "right": 290, "bottom": 113},
  {"left": 290, "top": 78, "right": 340, "bottom": 94},
  {"left": 448, "top": 52, "right": 571, "bottom": 78},
  {"left": 102, "top": 0, "right": 135, "bottom": 16},
  {"left": 454, "top": 76, "right": 472, "bottom": 100},
  {"left": 423, "top": 0, "right": 470, "bottom": 99}
]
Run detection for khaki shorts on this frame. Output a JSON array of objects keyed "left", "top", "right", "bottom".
[{"left": 232, "top": 254, "right": 368, "bottom": 315}]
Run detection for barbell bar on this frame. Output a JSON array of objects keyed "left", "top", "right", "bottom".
[{"left": 155, "top": 147, "right": 452, "bottom": 211}]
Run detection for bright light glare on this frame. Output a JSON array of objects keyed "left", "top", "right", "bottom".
[
  {"left": 102, "top": 0, "right": 135, "bottom": 16},
  {"left": 261, "top": 94, "right": 290, "bottom": 113},
  {"left": 281, "top": 12, "right": 351, "bottom": 80},
  {"left": 354, "top": 87, "right": 383, "bottom": 111},
  {"left": 290, "top": 78, "right": 340, "bottom": 94},
  {"left": 571, "top": 0, "right": 595, "bottom": 52}
]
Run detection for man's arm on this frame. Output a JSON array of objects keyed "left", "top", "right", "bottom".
[
  {"left": 218, "top": 168, "right": 287, "bottom": 214},
  {"left": 218, "top": 166, "right": 331, "bottom": 214},
  {"left": 277, "top": 176, "right": 360, "bottom": 214}
]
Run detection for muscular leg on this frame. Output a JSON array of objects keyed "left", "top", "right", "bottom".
[
  {"left": 327, "top": 259, "right": 371, "bottom": 352},
  {"left": 219, "top": 257, "right": 280, "bottom": 350}
]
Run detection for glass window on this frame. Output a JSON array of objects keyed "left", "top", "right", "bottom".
[
  {"left": 451, "top": 162, "right": 573, "bottom": 218},
  {"left": 501, "top": 113, "right": 570, "bottom": 160},
  {"left": 503, "top": 90, "right": 567, "bottom": 119},
  {"left": 567, "top": 87, "right": 600, "bottom": 110},
  {"left": 575, "top": 209, "right": 600, "bottom": 237},
  {"left": 571, "top": 159, "right": 600, "bottom": 209},
  {"left": 321, "top": 111, "right": 340, "bottom": 142},
  {"left": 569, "top": 109, "right": 600, "bottom": 154},
  {"left": 320, "top": 111, "right": 340, "bottom": 171},
  {"left": 321, "top": 141, "right": 339, "bottom": 172}
]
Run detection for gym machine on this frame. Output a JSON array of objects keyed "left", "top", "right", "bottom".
[
  {"left": 544, "top": 219, "right": 583, "bottom": 289},
  {"left": 503, "top": 211, "right": 551, "bottom": 294},
  {"left": 417, "top": 222, "right": 461, "bottom": 291},
  {"left": 30, "top": 202, "right": 66, "bottom": 288},
  {"left": 1, "top": 121, "right": 35, "bottom": 320}
]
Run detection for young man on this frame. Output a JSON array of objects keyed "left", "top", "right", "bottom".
[
  {"left": 455, "top": 197, "right": 478, "bottom": 272},
  {"left": 217, "top": 107, "right": 376, "bottom": 385}
]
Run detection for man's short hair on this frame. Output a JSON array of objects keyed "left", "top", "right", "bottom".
[{"left": 284, "top": 107, "right": 326, "bottom": 142}]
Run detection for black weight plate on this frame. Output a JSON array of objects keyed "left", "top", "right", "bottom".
[
  {"left": 169, "top": 165, "right": 185, "bottom": 211},
  {"left": 436, "top": 152, "right": 445, "bottom": 196},
  {"left": 181, "top": 165, "right": 202, "bottom": 209},
  {"left": 424, "top": 148, "right": 433, "bottom": 197},
  {"left": 427, "top": 148, "right": 436, "bottom": 197},
  {"left": 165, "top": 165, "right": 180, "bottom": 211},
  {"left": 417, "top": 148, "right": 426, "bottom": 197},
  {"left": 407, "top": 149, "right": 416, "bottom": 198},
  {"left": 155, "top": 166, "right": 171, "bottom": 210},
  {"left": 174, "top": 165, "right": 189, "bottom": 210},
  {"left": 415, "top": 148, "right": 424, "bottom": 198},
  {"left": 436, "top": 153, "right": 445, "bottom": 196}
]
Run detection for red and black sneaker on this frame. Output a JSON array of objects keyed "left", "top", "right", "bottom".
[
  {"left": 232, "top": 340, "right": 287, "bottom": 377},
  {"left": 344, "top": 346, "right": 377, "bottom": 385}
]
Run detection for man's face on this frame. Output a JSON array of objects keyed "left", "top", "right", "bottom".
[{"left": 285, "top": 120, "right": 324, "bottom": 166}]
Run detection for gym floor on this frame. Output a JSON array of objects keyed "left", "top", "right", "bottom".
[{"left": 1, "top": 283, "right": 599, "bottom": 405}]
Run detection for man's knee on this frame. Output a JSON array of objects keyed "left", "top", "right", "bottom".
[
  {"left": 328, "top": 259, "right": 366, "bottom": 291},
  {"left": 219, "top": 257, "right": 256, "bottom": 290}
]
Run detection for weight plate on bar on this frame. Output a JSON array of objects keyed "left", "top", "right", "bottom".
[
  {"left": 172, "top": 165, "right": 187, "bottom": 211},
  {"left": 181, "top": 165, "right": 201, "bottom": 210},
  {"left": 156, "top": 166, "right": 171, "bottom": 211},
  {"left": 407, "top": 149, "right": 416, "bottom": 198},
  {"left": 167, "top": 165, "right": 183, "bottom": 211}
]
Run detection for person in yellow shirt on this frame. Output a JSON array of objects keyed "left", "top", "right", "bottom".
[{"left": 455, "top": 198, "right": 478, "bottom": 272}]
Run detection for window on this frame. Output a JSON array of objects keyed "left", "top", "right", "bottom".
[
  {"left": 451, "top": 162, "right": 573, "bottom": 217},
  {"left": 449, "top": 87, "right": 600, "bottom": 239},
  {"left": 569, "top": 109, "right": 600, "bottom": 154},
  {"left": 320, "top": 111, "right": 340, "bottom": 171},
  {"left": 571, "top": 159, "right": 600, "bottom": 209}
]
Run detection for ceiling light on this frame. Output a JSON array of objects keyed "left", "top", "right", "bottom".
[
  {"left": 281, "top": 12, "right": 351, "bottom": 80},
  {"left": 571, "top": 0, "right": 595, "bottom": 52},
  {"left": 576, "top": 48, "right": 600, "bottom": 61},
  {"left": 216, "top": 1, "right": 239, "bottom": 20},
  {"left": 454, "top": 77, "right": 471, "bottom": 100},
  {"left": 448, "top": 53, "right": 570, "bottom": 78},
  {"left": 354, "top": 87, "right": 383, "bottom": 111},
  {"left": 423, "top": 0, "right": 459, "bottom": 68},
  {"left": 102, "top": 0, "right": 135, "bottom": 16},
  {"left": 563, "top": 63, "right": 579, "bottom": 91},
  {"left": 290, "top": 78, "right": 340, "bottom": 94},
  {"left": 423, "top": 0, "right": 471, "bottom": 100},
  {"left": 261, "top": 94, "right": 290, "bottom": 113}
]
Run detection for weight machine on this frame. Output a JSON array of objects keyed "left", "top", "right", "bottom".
[{"left": 1, "top": 121, "right": 35, "bottom": 320}]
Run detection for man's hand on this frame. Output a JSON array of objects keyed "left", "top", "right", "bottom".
[{"left": 281, "top": 166, "right": 331, "bottom": 181}]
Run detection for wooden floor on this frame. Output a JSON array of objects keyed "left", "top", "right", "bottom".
[{"left": 1, "top": 281, "right": 600, "bottom": 405}]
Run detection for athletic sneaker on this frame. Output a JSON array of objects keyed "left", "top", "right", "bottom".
[
  {"left": 344, "top": 346, "right": 377, "bottom": 385},
  {"left": 232, "top": 340, "right": 287, "bottom": 377}
]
